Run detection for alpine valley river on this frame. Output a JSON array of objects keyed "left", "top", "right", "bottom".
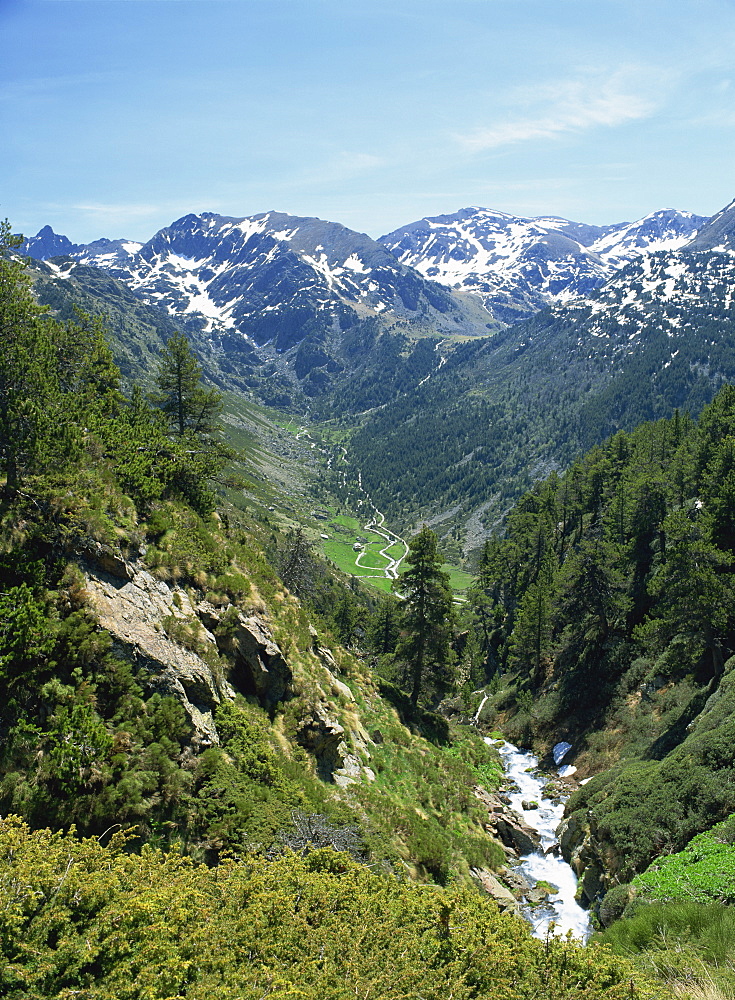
[{"left": 491, "top": 739, "right": 593, "bottom": 940}]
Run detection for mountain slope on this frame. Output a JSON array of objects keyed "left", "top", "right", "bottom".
[
  {"left": 24, "top": 212, "right": 499, "bottom": 410},
  {"left": 687, "top": 197, "right": 735, "bottom": 251},
  {"left": 347, "top": 244, "right": 735, "bottom": 551},
  {"left": 380, "top": 207, "right": 705, "bottom": 324},
  {"left": 25, "top": 211, "right": 494, "bottom": 346}
]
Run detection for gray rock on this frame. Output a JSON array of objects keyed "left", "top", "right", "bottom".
[
  {"left": 471, "top": 868, "right": 521, "bottom": 914},
  {"left": 579, "top": 860, "right": 606, "bottom": 907},
  {"left": 214, "top": 613, "right": 292, "bottom": 707},
  {"left": 83, "top": 566, "right": 228, "bottom": 747},
  {"left": 493, "top": 815, "right": 541, "bottom": 856},
  {"left": 78, "top": 539, "right": 133, "bottom": 580},
  {"left": 558, "top": 811, "right": 588, "bottom": 859},
  {"left": 475, "top": 787, "right": 542, "bottom": 855},
  {"left": 296, "top": 704, "right": 348, "bottom": 781},
  {"left": 496, "top": 866, "right": 532, "bottom": 899},
  {"left": 333, "top": 752, "right": 362, "bottom": 788}
]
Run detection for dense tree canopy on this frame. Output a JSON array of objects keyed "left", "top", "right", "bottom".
[{"left": 464, "top": 386, "right": 735, "bottom": 880}]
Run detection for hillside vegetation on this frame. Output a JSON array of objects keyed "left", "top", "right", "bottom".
[
  {"left": 0, "top": 817, "right": 662, "bottom": 1000},
  {"left": 463, "top": 384, "right": 735, "bottom": 852},
  {"left": 3, "top": 225, "right": 727, "bottom": 996},
  {"left": 348, "top": 250, "right": 735, "bottom": 545},
  {"left": 0, "top": 225, "right": 668, "bottom": 998}
]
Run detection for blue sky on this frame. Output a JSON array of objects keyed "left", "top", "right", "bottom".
[{"left": 2, "top": 0, "right": 735, "bottom": 244}]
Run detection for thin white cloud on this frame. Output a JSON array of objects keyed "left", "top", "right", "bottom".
[
  {"left": 456, "top": 70, "right": 660, "bottom": 152},
  {"left": 72, "top": 200, "right": 225, "bottom": 227},
  {"left": 335, "top": 151, "right": 385, "bottom": 173},
  {"left": 73, "top": 202, "right": 161, "bottom": 218}
]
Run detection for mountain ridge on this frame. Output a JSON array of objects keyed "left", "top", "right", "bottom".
[
  {"left": 22, "top": 202, "right": 707, "bottom": 336},
  {"left": 25, "top": 210, "right": 493, "bottom": 347},
  {"left": 379, "top": 206, "right": 706, "bottom": 324}
]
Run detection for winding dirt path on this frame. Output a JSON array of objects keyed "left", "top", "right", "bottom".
[
  {"left": 322, "top": 439, "right": 409, "bottom": 582},
  {"left": 354, "top": 504, "right": 408, "bottom": 580}
]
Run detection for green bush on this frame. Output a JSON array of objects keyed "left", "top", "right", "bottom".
[
  {"left": 0, "top": 817, "right": 661, "bottom": 1000},
  {"left": 633, "top": 814, "right": 735, "bottom": 905}
]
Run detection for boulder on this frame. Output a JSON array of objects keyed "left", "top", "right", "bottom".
[
  {"left": 471, "top": 868, "right": 521, "bottom": 914},
  {"left": 475, "top": 787, "right": 542, "bottom": 855},
  {"left": 496, "top": 865, "right": 532, "bottom": 899},
  {"left": 493, "top": 814, "right": 541, "bottom": 856},
  {"left": 525, "top": 886, "right": 550, "bottom": 906}
]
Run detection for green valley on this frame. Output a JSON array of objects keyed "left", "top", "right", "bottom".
[{"left": 7, "top": 214, "right": 735, "bottom": 999}]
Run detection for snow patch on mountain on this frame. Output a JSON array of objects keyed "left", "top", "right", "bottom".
[
  {"left": 380, "top": 207, "right": 706, "bottom": 325},
  {"left": 25, "top": 211, "right": 480, "bottom": 347}
]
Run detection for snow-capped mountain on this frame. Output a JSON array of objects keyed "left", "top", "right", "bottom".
[
  {"left": 687, "top": 198, "right": 735, "bottom": 252},
  {"left": 379, "top": 207, "right": 706, "bottom": 324},
  {"left": 21, "top": 225, "right": 143, "bottom": 265},
  {"left": 538, "top": 250, "right": 735, "bottom": 374},
  {"left": 23, "top": 204, "right": 708, "bottom": 341},
  {"left": 350, "top": 240, "right": 735, "bottom": 536},
  {"left": 27, "top": 212, "right": 489, "bottom": 353}
]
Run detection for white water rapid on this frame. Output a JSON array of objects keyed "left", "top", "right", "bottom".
[{"left": 490, "top": 739, "right": 592, "bottom": 941}]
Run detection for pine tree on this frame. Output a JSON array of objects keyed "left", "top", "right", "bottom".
[
  {"left": 153, "top": 331, "right": 222, "bottom": 439},
  {"left": 509, "top": 549, "right": 555, "bottom": 686},
  {"left": 0, "top": 222, "right": 65, "bottom": 493},
  {"left": 367, "top": 594, "right": 401, "bottom": 656},
  {"left": 394, "top": 526, "right": 455, "bottom": 707},
  {"left": 640, "top": 508, "right": 733, "bottom": 679}
]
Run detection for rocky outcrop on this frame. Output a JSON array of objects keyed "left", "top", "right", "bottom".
[
  {"left": 208, "top": 609, "right": 292, "bottom": 708},
  {"left": 294, "top": 700, "right": 374, "bottom": 787},
  {"left": 79, "top": 546, "right": 372, "bottom": 789},
  {"left": 83, "top": 563, "right": 232, "bottom": 747},
  {"left": 557, "top": 810, "right": 612, "bottom": 908},
  {"left": 75, "top": 537, "right": 135, "bottom": 580},
  {"left": 296, "top": 704, "right": 349, "bottom": 782},
  {"left": 476, "top": 787, "right": 542, "bottom": 856},
  {"left": 472, "top": 864, "right": 555, "bottom": 914}
]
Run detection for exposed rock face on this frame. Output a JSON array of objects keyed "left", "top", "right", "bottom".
[
  {"left": 210, "top": 611, "right": 292, "bottom": 708},
  {"left": 557, "top": 811, "right": 611, "bottom": 909},
  {"left": 76, "top": 538, "right": 134, "bottom": 581},
  {"left": 79, "top": 548, "right": 368, "bottom": 788},
  {"left": 497, "top": 866, "right": 533, "bottom": 899},
  {"left": 295, "top": 704, "right": 352, "bottom": 783},
  {"left": 476, "top": 787, "right": 542, "bottom": 856},
  {"left": 82, "top": 562, "right": 232, "bottom": 747},
  {"left": 294, "top": 704, "right": 370, "bottom": 786}
]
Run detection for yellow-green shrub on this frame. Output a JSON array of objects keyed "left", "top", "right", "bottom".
[{"left": 0, "top": 817, "right": 662, "bottom": 1000}]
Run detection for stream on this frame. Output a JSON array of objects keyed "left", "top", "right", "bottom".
[{"left": 491, "top": 739, "right": 592, "bottom": 941}]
